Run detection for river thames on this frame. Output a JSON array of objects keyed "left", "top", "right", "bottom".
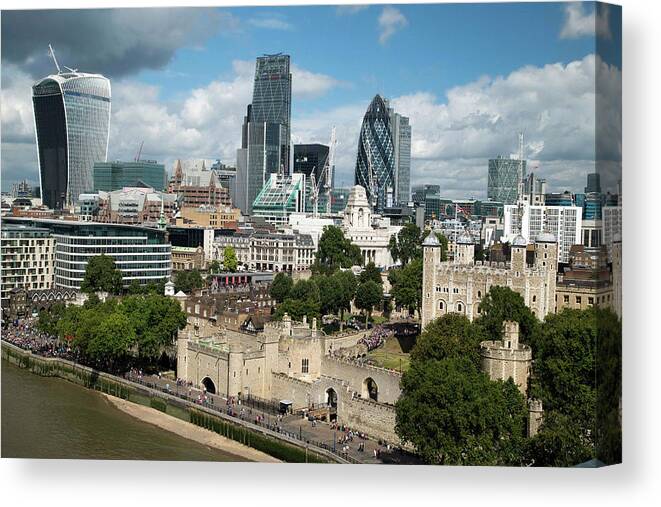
[{"left": 1, "top": 360, "right": 246, "bottom": 461}]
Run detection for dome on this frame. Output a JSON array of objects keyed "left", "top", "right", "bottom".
[
  {"left": 457, "top": 231, "right": 474, "bottom": 245},
  {"left": 423, "top": 233, "right": 440, "bottom": 247},
  {"left": 512, "top": 235, "right": 528, "bottom": 248},
  {"left": 535, "top": 231, "right": 557, "bottom": 243}
]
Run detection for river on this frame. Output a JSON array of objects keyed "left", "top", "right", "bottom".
[{"left": 1, "top": 359, "right": 247, "bottom": 461}]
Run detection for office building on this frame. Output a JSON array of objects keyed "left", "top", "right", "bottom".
[
  {"left": 386, "top": 101, "right": 412, "bottom": 204},
  {"left": 211, "top": 161, "right": 237, "bottom": 207},
  {"left": 1, "top": 224, "right": 55, "bottom": 306},
  {"left": 555, "top": 245, "right": 614, "bottom": 313},
  {"left": 251, "top": 173, "right": 307, "bottom": 226},
  {"left": 503, "top": 202, "right": 582, "bottom": 264},
  {"left": 93, "top": 160, "right": 166, "bottom": 192},
  {"left": 236, "top": 54, "right": 292, "bottom": 214},
  {"left": 293, "top": 144, "right": 329, "bottom": 183},
  {"left": 32, "top": 67, "right": 111, "bottom": 209},
  {"left": 3, "top": 217, "right": 171, "bottom": 289},
  {"left": 602, "top": 205, "right": 622, "bottom": 261},
  {"left": 355, "top": 95, "right": 396, "bottom": 213},
  {"left": 169, "top": 159, "right": 231, "bottom": 208},
  {"left": 487, "top": 156, "right": 527, "bottom": 205},
  {"left": 545, "top": 191, "right": 575, "bottom": 207}
]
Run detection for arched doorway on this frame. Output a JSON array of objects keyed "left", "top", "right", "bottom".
[
  {"left": 362, "top": 377, "right": 378, "bottom": 402},
  {"left": 201, "top": 377, "right": 216, "bottom": 394},
  {"left": 326, "top": 388, "right": 338, "bottom": 408}
]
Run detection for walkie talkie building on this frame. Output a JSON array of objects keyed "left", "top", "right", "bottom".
[
  {"left": 354, "top": 94, "right": 396, "bottom": 213},
  {"left": 32, "top": 71, "right": 111, "bottom": 209}
]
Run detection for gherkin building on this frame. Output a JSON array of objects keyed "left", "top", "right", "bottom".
[{"left": 354, "top": 94, "right": 396, "bottom": 213}]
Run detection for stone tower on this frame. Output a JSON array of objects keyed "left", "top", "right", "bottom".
[
  {"left": 534, "top": 231, "right": 558, "bottom": 317},
  {"left": 510, "top": 235, "right": 527, "bottom": 273},
  {"left": 479, "top": 320, "right": 532, "bottom": 395},
  {"left": 421, "top": 232, "right": 442, "bottom": 328},
  {"left": 527, "top": 399, "right": 544, "bottom": 438},
  {"left": 455, "top": 230, "right": 474, "bottom": 265}
]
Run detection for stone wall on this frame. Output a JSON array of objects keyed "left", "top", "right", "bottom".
[
  {"left": 343, "top": 396, "right": 399, "bottom": 445},
  {"left": 321, "top": 356, "right": 402, "bottom": 404}
]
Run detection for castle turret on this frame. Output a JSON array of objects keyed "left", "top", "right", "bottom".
[
  {"left": 455, "top": 230, "right": 474, "bottom": 265},
  {"left": 510, "top": 234, "right": 527, "bottom": 273},
  {"left": 479, "top": 320, "right": 532, "bottom": 395},
  {"left": 422, "top": 232, "right": 442, "bottom": 328},
  {"left": 527, "top": 399, "right": 544, "bottom": 438}
]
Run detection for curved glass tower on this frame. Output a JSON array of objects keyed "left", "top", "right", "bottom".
[
  {"left": 33, "top": 72, "right": 111, "bottom": 209},
  {"left": 354, "top": 94, "right": 395, "bottom": 213}
]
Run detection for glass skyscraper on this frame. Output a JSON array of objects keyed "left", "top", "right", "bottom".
[
  {"left": 487, "top": 156, "right": 527, "bottom": 205},
  {"left": 355, "top": 94, "right": 396, "bottom": 213},
  {"left": 32, "top": 71, "right": 111, "bottom": 209},
  {"left": 93, "top": 160, "right": 166, "bottom": 192},
  {"left": 236, "top": 54, "right": 292, "bottom": 215},
  {"left": 387, "top": 102, "right": 411, "bottom": 205}
]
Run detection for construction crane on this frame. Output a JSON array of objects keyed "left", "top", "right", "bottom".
[
  {"left": 309, "top": 127, "right": 337, "bottom": 217},
  {"left": 48, "top": 44, "right": 62, "bottom": 74},
  {"left": 134, "top": 141, "right": 144, "bottom": 162}
]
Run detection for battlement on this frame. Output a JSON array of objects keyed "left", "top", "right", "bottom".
[
  {"left": 479, "top": 340, "right": 532, "bottom": 361},
  {"left": 323, "top": 355, "right": 403, "bottom": 379}
]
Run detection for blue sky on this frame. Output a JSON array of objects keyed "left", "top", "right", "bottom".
[{"left": 1, "top": 2, "right": 622, "bottom": 196}]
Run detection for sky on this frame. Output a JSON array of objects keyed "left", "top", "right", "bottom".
[{"left": 1, "top": 2, "right": 622, "bottom": 198}]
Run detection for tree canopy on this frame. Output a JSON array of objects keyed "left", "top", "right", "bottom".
[
  {"left": 411, "top": 313, "right": 486, "bottom": 367},
  {"left": 313, "top": 226, "right": 362, "bottom": 274},
  {"left": 222, "top": 246, "right": 238, "bottom": 272},
  {"left": 80, "top": 255, "right": 123, "bottom": 295},
  {"left": 358, "top": 262, "right": 382, "bottom": 286},
  {"left": 354, "top": 280, "right": 383, "bottom": 323},
  {"left": 174, "top": 269, "right": 204, "bottom": 294},
  {"left": 476, "top": 286, "right": 538, "bottom": 343},
  {"left": 388, "top": 258, "right": 423, "bottom": 317},
  {"left": 388, "top": 223, "right": 423, "bottom": 265},
  {"left": 396, "top": 356, "right": 527, "bottom": 465},
  {"left": 270, "top": 272, "right": 293, "bottom": 303}
]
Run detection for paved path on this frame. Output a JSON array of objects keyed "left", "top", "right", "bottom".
[{"left": 133, "top": 372, "right": 421, "bottom": 464}]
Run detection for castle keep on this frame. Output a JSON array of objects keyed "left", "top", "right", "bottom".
[{"left": 421, "top": 230, "right": 558, "bottom": 328}]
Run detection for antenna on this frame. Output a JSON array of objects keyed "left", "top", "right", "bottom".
[{"left": 48, "top": 44, "right": 62, "bottom": 74}]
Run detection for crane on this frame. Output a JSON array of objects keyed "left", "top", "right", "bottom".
[{"left": 134, "top": 141, "right": 144, "bottom": 162}]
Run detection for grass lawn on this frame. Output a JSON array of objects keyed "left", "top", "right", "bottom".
[{"left": 366, "top": 335, "right": 413, "bottom": 373}]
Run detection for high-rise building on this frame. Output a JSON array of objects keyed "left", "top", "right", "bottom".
[
  {"left": 386, "top": 101, "right": 412, "bottom": 205},
  {"left": 32, "top": 68, "right": 111, "bottom": 209},
  {"left": 487, "top": 156, "right": 527, "bottom": 205},
  {"left": 293, "top": 144, "right": 329, "bottom": 183},
  {"left": 93, "top": 160, "right": 166, "bottom": 192},
  {"left": 236, "top": 55, "right": 292, "bottom": 215},
  {"left": 355, "top": 95, "right": 396, "bottom": 213}
]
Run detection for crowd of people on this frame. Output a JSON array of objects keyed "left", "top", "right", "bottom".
[
  {"left": 358, "top": 325, "right": 393, "bottom": 351},
  {"left": 2, "top": 317, "right": 73, "bottom": 359}
]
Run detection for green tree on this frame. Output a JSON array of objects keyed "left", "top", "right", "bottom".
[
  {"left": 37, "top": 302, "right": 65, "bottom": 336},
  {"left": 222, "top": 246, "right": 238, "bottom": 272},
  {"left": 388, "top": 223, "right": 422, "bottom": 265},
  {"left": 208, "top": 259, "right": 221, "bottom": 274},
  {"left": 127, "top": 279, "right": 144, "bottom": 295},
  {"left": 525, "top": 411, "right": 593, "bottom": 467},
  {"left": 333, "top": 270, "right": 357, "bottom": 329},
  {"left": 270, "top": 272, "right": 293, "bottom": 303},
  {"left": 411, "top": 313, "right": 486, "bottom": 367},
  {"left": 80, "top": 255, "right": 123, "bottom": 295},
  {"left": 388, "top": 258, "right": 423, "bottom": 317},
  {"left": 290, "top": 279, "right": 320, "bottom": 302},
  {"left": 396, "top": 357, "right": 527, "bottom": 465},
  {"left": 313, "top": 226, "right": 362, "bottom": 274},
  {"left": 274, "top": 298, "right": 320, "bottom": 323},
  {"left": 359, "top": 262, "right": 382, "bottom": 286},
  {"left": 87, "top": 313, "right": 136, "bottom": 371},
  {"left": 174, "top": 269, "right": 204, "bottom": 294},
  {"left": 354, "top": 280, "right": 383, "bottom": 325},
  {"left": 477, "top": 286, "right": 538, "bottom": 342}
]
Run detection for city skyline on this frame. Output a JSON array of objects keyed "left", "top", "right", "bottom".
[{"left": 2, "top": 3, "right": 622, "bottom": 197}]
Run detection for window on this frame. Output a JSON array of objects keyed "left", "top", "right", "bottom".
[
  {"left": 457, "top": 303, "right": 463, "bottom": 312},
  {"left": 477, "top": 290, "right": 482, "bottom": 299},
  {"left": 588, "top": 297, "right": 594, "bottom": 305},
  {"left": 302, "top": 358, "right": 309, "bottom": 374},
  {"left": 532, "top": 295, "right": 537, "bottom": 303},
  {"left": 439, "top": 301, "right": 445, "bottom": 310},
  {"left": 564, "top": 295, "right": 569, "bottom": 304},
  {"left": 576, "top": 296, "right": 582, "bottom": 304}
]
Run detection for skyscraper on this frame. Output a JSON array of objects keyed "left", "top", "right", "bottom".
[
  {"left": 387, "top": 102, "right": 411, "bottom": 205},
  {"left": 355, "top": 94, "right": 396, "bottom": 213},
  {"left": 32, "top": 65, "right": 111, "bottom": 209},
  {"left": 235, "top": 54, "right": 292, "bottom": 215},
  {"left": 487, "top": 156, "right": 527, "bottom": 205}
]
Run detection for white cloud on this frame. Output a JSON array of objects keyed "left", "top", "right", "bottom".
[
  {"left": 248, "top": 15, "right": 293, "bottom": 31},
  {"left": 560, "top": 3, "right": 612, "bottom": 40},
  {"left": 378, "top": 6, "right": 408, "bottom": 45},
  {"left": 336, "top": 6, "right": 369, "bottom": 16},
  {"left": 1, "top": 55, "right": 621, "bottom": 198}
]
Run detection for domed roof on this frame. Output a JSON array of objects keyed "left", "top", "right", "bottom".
[
  {"left": 535, "top": 231, "right": 557, "bottom": 243},
  {"left": 457, "top": 231, "right": 474, "bottom": 245},
  {"left": 512, "top": 235, "right": 528, "bottom": 247},
  {"left": 423, "top": 232, "right": 440, "bottom": 247}
]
